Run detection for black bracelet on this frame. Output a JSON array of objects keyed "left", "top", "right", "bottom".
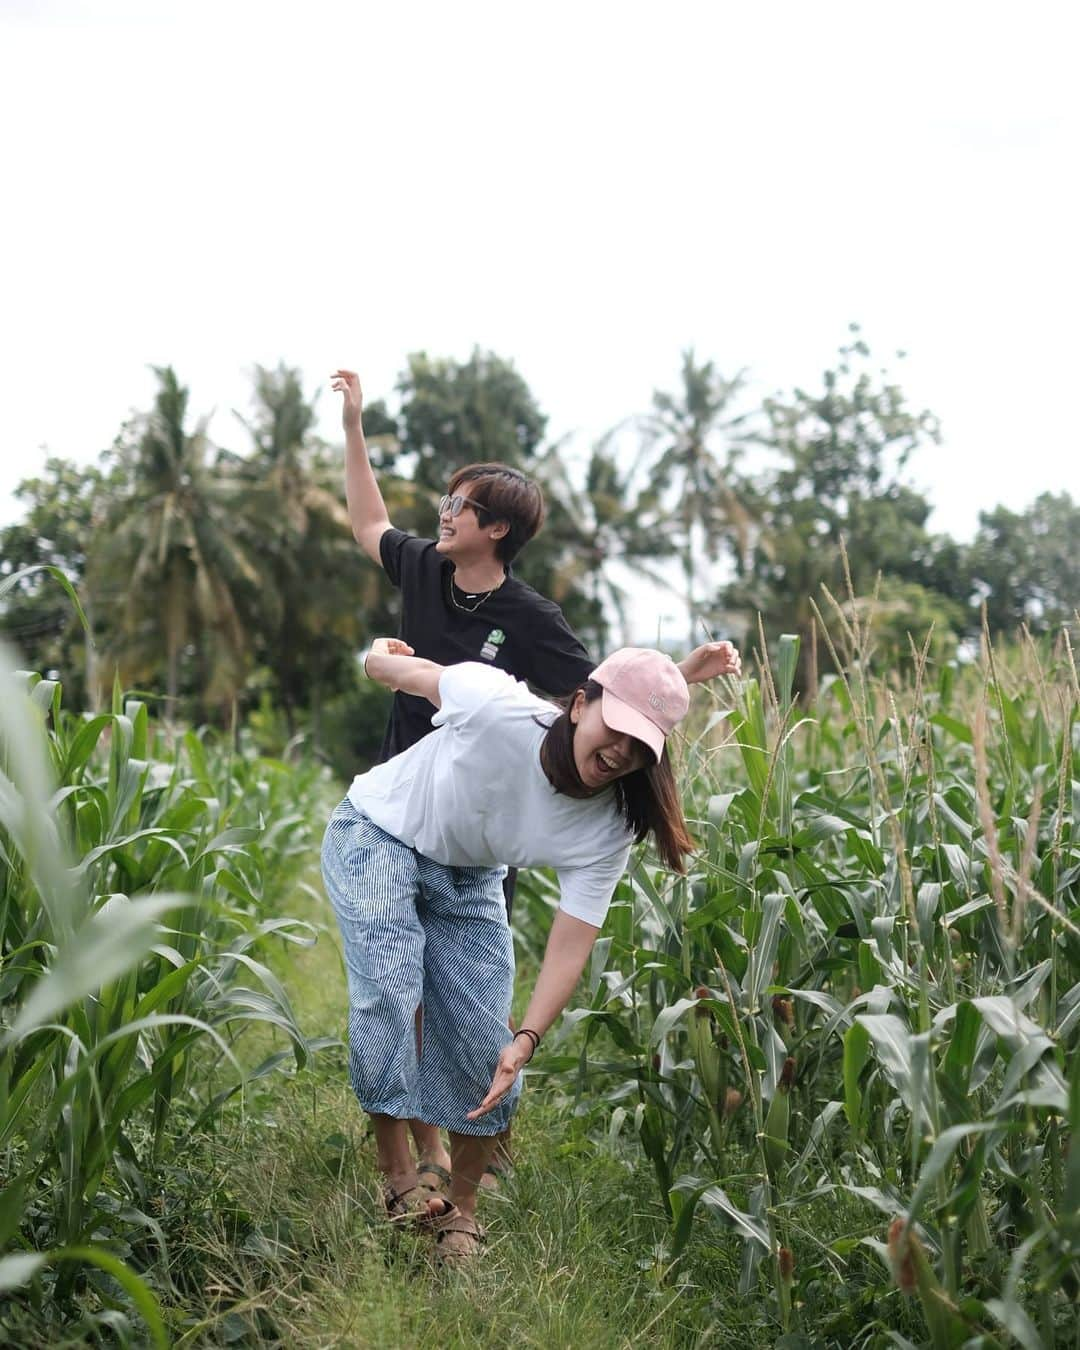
[{"left": 513, "top": 1028, "right": 541, "bottom": 1060}]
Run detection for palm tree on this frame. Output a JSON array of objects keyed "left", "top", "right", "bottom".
[
  {"left": 642, "top": 350, "right": 753, "bottom": 647},
  {"left": 532, "top": 434, "right": 680, "bottom": 651},
  {"left": 96, "top": 367, "right": 257, "bottom": 718},
  {"left": 233, "top": 364, "right": 416, "bottom": 741}
]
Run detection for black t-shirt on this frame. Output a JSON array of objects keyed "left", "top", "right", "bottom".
[{"left": 377, "top": 527, "right": 594, "bottom": 762}]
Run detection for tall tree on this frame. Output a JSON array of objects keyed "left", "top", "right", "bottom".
[
  {"left": 970, "top": 492, "right": 1080, "bottom": 636},
  {"left": 233, "top": 364, "right": 404, "bottom": 739},
  {"left": 642, "top": 349, "right": 753, "bottom": 647},
  {"left": 532, "top": 435, "right": 678, "bottom": 651},
  {"left": 396, "top": 348, "right": 548, "bottom": 492},
  {"left": 97, "top": 367, "right": 257, "bottom": 718},
  {"left": 721, "top": 333, "right": 949, "bottom": 678},
  {"left": 0, "top": 457, "right": 117, "bottom": 704}
]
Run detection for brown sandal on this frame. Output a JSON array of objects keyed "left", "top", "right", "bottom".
[
  {"left": 416, "top": 1160, "right": 451, "bottom": 1195},
  {"left": 382, "top": 1177, "right": 438, "bottom": 1227},
  {"left": 429, "top": 1200, "right": 486, "bottom": 1266}
]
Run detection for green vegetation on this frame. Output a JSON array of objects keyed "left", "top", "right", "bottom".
[
  {"left": 519, "top": 604, "right": 1080, "bottom": 1347},
  {"left": 0, "top": 615, "right": 333, "bottom": 1345},
  {"left": 4, "top": 332, "right": 1080, "bottom": 757},
  {"left": 2, "top": 335, "right": 1079, "bottom": 1343},
  {"left": 2, "top": 568, "right": 1078, "bottom": 1344}
]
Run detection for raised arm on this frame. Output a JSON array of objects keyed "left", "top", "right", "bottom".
[
  {"left": 677, "top": 640, "right": 742, "bottom": 685},
  {"left": 363, "top": 638, "right": 444, "bottom": 706},
  {"left": 331, "top": 369, "right": 393, "bottom": 563},
  {"left": 468, "top": 908, "right": 599, "bottom": 1119}
]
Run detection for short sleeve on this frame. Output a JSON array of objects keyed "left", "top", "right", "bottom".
[
  {"left": 432, "top": 662, "right": 539, "bottom": 731},
  {"left": 515, "top": 601, "right": 594, "bottom": 697},
  {"left": 379, "top": 527, "right": 432, "bottom": 589},
  {"left": 556, "top": 845, "right": 632, "bottom": 927}
]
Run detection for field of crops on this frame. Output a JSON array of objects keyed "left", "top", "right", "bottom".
[
  {"left": 2, "top": 597, "right": 1078, "bottom": 1347},
  {"left": 0, "top": 630, "right": 335, "bottom": 1346},
  {"left": 517, "top": 618, "right": 1080, "bottom": 1347}
]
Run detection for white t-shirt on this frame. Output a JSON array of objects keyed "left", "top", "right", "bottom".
[{"left": 346, "top": 663, "right": 634, "bottom": 927}]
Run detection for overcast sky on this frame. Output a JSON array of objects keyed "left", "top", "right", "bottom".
[{"left": 3, "top": 1, "right": 1078, "bottom": 572}]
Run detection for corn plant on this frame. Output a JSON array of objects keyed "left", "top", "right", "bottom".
[
  {"left": 534, "top": 611, "right": 1080, "bottom": 1346},
  {"left": 0, "top": 630, "right": 332, "bottom": 1343}
]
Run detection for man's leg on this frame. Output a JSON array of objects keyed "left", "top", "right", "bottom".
[{"left": 410, "top": 1121, "right": 452, "bottom": 1170}]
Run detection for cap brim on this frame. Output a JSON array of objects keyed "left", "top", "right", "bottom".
[{"left": 600, "top": 688, "right": 664, "bottom": 764}]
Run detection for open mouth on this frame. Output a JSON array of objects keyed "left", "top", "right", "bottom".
[{"left": 595, "top": 750, "right": 620, "bottom": 778}]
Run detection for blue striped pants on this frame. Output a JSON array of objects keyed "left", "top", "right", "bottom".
[{"left": 321, "top": 798, "right": 519, "bottom": 1136}]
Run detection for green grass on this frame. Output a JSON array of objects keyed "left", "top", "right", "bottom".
[{"left": 127, "top": 851, "right": 919, "bottom": 1350}]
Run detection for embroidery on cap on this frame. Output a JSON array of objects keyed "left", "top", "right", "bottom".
[
  {"left": 480, "top": 628, "right": 506, "bottom": 662},
  {"left": 648, "top": 693, "right": 666, "bottom": 712}
]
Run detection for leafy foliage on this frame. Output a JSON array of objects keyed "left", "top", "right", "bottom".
[
  {"left": 94, "top": 366, "right": 259, "bottom": 713},
  {"left": 721, "top": 332, "right": 951, "bottom": 677},
  {"left": 230, "top": 363, "right": 389, "bottom": 734},
  {"left": 396, "top": 347, "right": 548, "bottom": 491},
  {"left": 2, "top": 337, "right": 1076, "bottom": 746},
  {"left": 527, "top": 600, "right": 1080, "bottom": 1345},
  {"left": 970, "top": 491, "right": 1080, "bottom": 636},
  {"left": 0, "top": 617, "right": 332, "bottom": 1340}
]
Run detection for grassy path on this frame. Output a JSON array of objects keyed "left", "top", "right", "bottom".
[
  {"left": 160, "top": 850, "right": 760, "bottom": 1350},
  {"left": 161, "top": 815, "right": 913, "bottom": 1350}
]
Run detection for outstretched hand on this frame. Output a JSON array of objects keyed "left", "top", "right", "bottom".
[
  {"left": 363, "top": 638, "right": 415, "bottom": 677},
  {"left": 370, "top": 637, "right": 415, "bottom": 659},
  {"left": 678, "top": 641, "right": 742, "bottom": 685},
  {"left": 331, "top": 369, "right": 363, "bottom": 431},
  {"left": 467, "top": 1039, "right": 531, "bottom": 1121}
]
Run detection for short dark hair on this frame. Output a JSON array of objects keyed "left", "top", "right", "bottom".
[
  {"left": 538, "top": 681, "right": 695, "bottom": 873},
  {"left": 447, "top": 462, "right": 545, "bottom": 564}
]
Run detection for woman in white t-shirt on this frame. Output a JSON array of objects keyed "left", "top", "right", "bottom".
[{"left": 320, "top": 636, "right": 740, "bottom": 1263}]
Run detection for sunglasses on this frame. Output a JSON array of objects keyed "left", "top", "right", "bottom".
[{"left": 438, "top": 493, "right": 487, "bottom": 518}]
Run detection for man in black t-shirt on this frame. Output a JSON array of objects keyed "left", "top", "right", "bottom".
[
  {"left": 331, "top": 367, "right": 742, "bottom": 1188},
  {"left": 332, "top": 368, "right": 736, "bottom": 761},
  {"left": 376, "top": 522, "right": 593, "bottom": 761}
]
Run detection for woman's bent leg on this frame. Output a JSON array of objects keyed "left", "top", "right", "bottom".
[
  {"left": 321, "top": 801, "right": 426, "bottom": 1121},
  {"left": 416, "top": 857, "right": 519, "bottom": 1139}
]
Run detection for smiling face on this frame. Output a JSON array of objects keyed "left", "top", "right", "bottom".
[
  {"left": 434, "top": 496, "right": 508, "bottom": 562},
  {"left": 569, "top": 690, "right": 652, "bottom": 790}
]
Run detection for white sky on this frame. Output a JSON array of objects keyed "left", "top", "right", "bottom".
[{"left": 2, "top": 0, "right": 1078, "bottom": 634}]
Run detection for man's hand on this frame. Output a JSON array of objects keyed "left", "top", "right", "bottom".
[
  {"left": 331, "top": 369, "right": 363, "bottom": 432},
  {"left": 678, "top": 641, "right": 742, "bottom": 686},
  {"left": 467, "top": 1038, "right": 532, "bottom": 1121}
]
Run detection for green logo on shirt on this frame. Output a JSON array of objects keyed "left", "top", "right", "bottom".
[{"left": 480, "top": 628, "right": 506, "bottom": 662}]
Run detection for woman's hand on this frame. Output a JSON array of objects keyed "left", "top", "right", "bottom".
[
  {"left": 467, "top": 1038, "right": 532, "bottom": 1120},
  {"left": 362, "top": 638, "right": 416, "bottom": 679},
  {"left": 677, "top": 641, "right": 742, "bottom": 685},
  {"left": 331, "top": 369, "right": 363, "bottom": 432},
  {"left": 369, "top": 637, "right": 415, "bottom": 660}
]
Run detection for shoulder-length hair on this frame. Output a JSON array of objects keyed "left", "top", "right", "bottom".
[{"left": 538, "top": 680, "right": 695, "bottom": 873}]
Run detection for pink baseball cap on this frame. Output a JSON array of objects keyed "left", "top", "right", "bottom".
[{"left": 590, "top": 647, "right": 690, "bottom": 764}]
